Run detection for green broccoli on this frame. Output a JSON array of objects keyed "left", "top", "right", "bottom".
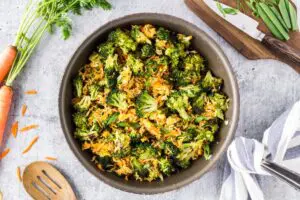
[
  {"left": 74, "top": 96, "right": 91, "bottom": 111},
  {"left": 117, "top": 66, "right": 132, "bottom": 89},
  {"left": 112, "top": 131, "right": 131, "bottom": 158},
  {"left": 108, "top": 28, "right": 137, "bottom": 54},
  {"left": 177, "top": 130, "right": 195, "bottom": 143},
  {"left": 165, "top": 43, "right": 186, "bottom": 68},
  {"left": 201, "top": 71, "right": 223, "bottom": 92},
  {"left": 73, "top": 76, "right": 83, "bottom": 98},
  {"left": 163, "top": 141, "right": 179, "bottom": 157},
  {"left": 136, "top": 91, "right": 158, "bottom": 117},
  {"left": 131, "top": 157, "right": 150, "bottom": 178},
  {"left": 176, "top": 140, "right": 203, "bottom": 168},
  {"left": 170, "top": 70, "right": 201, "bottom": 87},
  {"left": 130, "top": 25, "right": 151, "bottom": 44},
  {"left": 126, "top": 54, "right": 144, "bottom": 75},
  {"left": 177, "top": 34, "right": 193, "bottom": 47},
  {"left": 106, "top": 90, "right": 128, "bottom": 110},
  {"left": 141, "top": 44, "right": 155, "bottom": 58},
  {"left": 179, "top": 84, "right": 201, "bottom": 98},
  {"left": 184, "top": 53, "right": 205, "bottom": 73},
  {"left": 74, "top": 125, "right": 99, "bottom": 141},
  {"left": 203, "top": 143, "right": 211, "bottom": 160},
  {"left": 73, "top": 112, "right": 87, "bottom": 128},
  {"left": 159, "top": 158, "right": 174, "bottom": 176},
  {"left": 88, "top": 84, "right": 101, "bottom": 100},
  {"left": 98, "top": 41, "right": 115, "bottom": 59},
  {"left": 104, "top": 54, "right": 119, "bottom": 75},
  {"left": 133, "top": 143, "right": 158, "bottom": 160},
  {"left": 157, "top": 27, "right": 170, "bottom": 40},
  {"left": 97, "top": 156, "right": 113, "bottom": 170},
  {"left": 104, "top": 112, "right": 120, "bottom": 127},
  {"left": 192, "top": 93, "right": 207, "bottom": 114},
  {"left": 208, "top": 93, "right": 228, "bottom": 120},
  {"left": 166, "top": 92, "right": 190, "bottom": 120}
]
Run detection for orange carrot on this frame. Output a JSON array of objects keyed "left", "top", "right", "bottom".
[
  {"left": 25, "top": 90, "right": 37, "bottom": 95},
  {"left": 0, "top": 46, "right": 17, "bottom": 82},
  {"left": 0, "top": 148, "right": 10, "bottom": 160},
  {"left": 22, "top": 136, "right": 39, "bottom": 154},
  {"left": 11, "top": 121, "right": 18, "bottom": 138},
  {"left": 16, "top": 166, "right": 22, "bottom": 182},
  {"left": 21, "top": 104, "right": 27, "bottom": 116},
  {"left": 0, "top": 86, "right": 13, "bottom": 146},
  {"left": 20, "top": 124, "right": 39, "bottom": 133},
  {"left": 45, "top": 156, "right": 57, "bottom": 161}
]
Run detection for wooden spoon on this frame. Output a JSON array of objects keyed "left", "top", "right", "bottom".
[{"left": 23, "top": 161, "right": 77, "bottom": 200}]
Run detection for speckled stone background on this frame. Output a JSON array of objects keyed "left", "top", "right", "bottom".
[{"left": 0, "top": 0, "right": 299, "bottom": 199}]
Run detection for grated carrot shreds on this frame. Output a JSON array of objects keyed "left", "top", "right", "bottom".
[
  {"left": 22, "top": 136, "right": 39, "bottom": 154},
  {"left": 0, "top": 148, "right": 10, "bottom": 160},
  {"left": 16, "top": 166, "right": 22, "bottom": 182},
  {"left": 21, "top": 104, "right": 27, "bottom": 116},
  {"left": 25, "top": 90, "right": 38, "bottom": 95},
  {"left": 11, "top": 121, "right": 19, "bottom": 138},
  {"left": 20, "top": 124, "right": 39, "bottom": 133},
  {"left": 45, "top": 157, "right": 57, "bottom": 161}
]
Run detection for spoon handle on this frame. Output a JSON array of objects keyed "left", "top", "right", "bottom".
[{"left": 261, "top": 159, "right": 300, "bottom": 191}]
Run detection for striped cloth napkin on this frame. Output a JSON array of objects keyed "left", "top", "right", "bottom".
[{"left": 219, "top": 100, "right": 300, "bottom": 200}]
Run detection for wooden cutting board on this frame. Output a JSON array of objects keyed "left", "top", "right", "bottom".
[{"left": 185, "top": 0, "right": 300, "bottom": 73}]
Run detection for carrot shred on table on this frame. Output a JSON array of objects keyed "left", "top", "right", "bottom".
[
  {"left": 21, "top": 104, "right": 27, "bottom": 116},
  {"left": 11, "top": 121, "right": 18, "bottom": 138},
  {"left": 16, "top": 166, "right": 22, "bottom": 182},
  {"left": 22, "top": 136, "right": 39, "bottom": 154},
  {"left": 25, "top": 90, "right": 37, "bottom": 95},
  {"left": 45, "top": 156, "right": 57, "bottom": 161},
  {"left": 20, "top": 124, "right": 39, "bottom": 133},
  {"left": 0, "top": 148, "right": 10, "bottom": 160}
]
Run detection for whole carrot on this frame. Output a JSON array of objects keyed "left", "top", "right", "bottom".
[
  {"left": 0, "top": 46, "right": 17, "bottom": 82},
  {"left": 0, "top": 86, "right": 13, "bottom": 145}
]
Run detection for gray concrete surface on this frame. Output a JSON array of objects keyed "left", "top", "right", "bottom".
[{"left": 0, "top": 0, "right": 299, "bottom": 199}]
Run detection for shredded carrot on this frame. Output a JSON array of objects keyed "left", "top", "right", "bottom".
[
  {"left": 45, "top": 156, "right": 57, "bottom": 161},
  {"left": 11, "top": 121, "right": 18, "bottom": 138},
  {"left": 0, "top": 148, "right": 10, "bottom": 160},
  {"left": 21, "top": 104, "right": 27, "bottom": 116},
  {"left": 16, "top": 166, "right": 22, "bottom": 182},
  {"left": 25, "top": 90, "right": 37, "bottom": 95},
  {"left": 20, "top": 124, "right": 39, "bottom": 133},
  {"left": 22, "top": 136, "right": 39, "bottom": 154}
]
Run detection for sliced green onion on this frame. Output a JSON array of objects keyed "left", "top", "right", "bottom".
[
  {"left": 287, "top": 1, "right": 299, "bottom": 31},
  {"left": 259, "top": 3, "right": 289, "bottom": 40},
  {"left": 279, "top": 0, "right": 292, "bottom": 29},
  {"left": 256, "top": 3, "right": 285, "bottom": 40},
  {"left": 270, "top": 6, "right": 289, "bottom": 31}
]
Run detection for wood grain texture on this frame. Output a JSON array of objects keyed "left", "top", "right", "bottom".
[
  {"left": 23, "top": 162, "right": 77, "bottom": 200},
  {"left": 185, "top": 0, "right": 300, "bottom": 73}
]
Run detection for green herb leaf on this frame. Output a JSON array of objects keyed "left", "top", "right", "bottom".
[
  {"left": 216, "top": 2, "right": 238, "bottom": 17},
  {"left": 287, "top": 1, "right": 299, "bottom": 31},
  {"left": 279, "top": 0, "right": 292, "bottom": 29}
]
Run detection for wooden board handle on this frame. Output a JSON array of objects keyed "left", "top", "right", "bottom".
[{"left": 262, "top": 35, "right": 300, "bottom": 68}]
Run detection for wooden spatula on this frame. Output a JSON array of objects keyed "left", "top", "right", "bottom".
[{"left": 23, "top": 161, "right": 77, "bottom": 200}]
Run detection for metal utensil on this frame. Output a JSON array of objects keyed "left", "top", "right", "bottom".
[
  {"left": 23, "top": 161, "right": 77, "bottom": 200},
  {"left": 261, "top": 159, "right": 300, "bottom": 191},
  {"left": 203, "top": 0, "right": 300, "bottom": 67}
]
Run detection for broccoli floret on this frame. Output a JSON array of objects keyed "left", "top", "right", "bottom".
[
  {"left": 126, "top": 54, "right": 144, "bottom": 75},
  {"left": 104, "top": 112, "right": 120, "bottom": 127},
  {"left": 192, "top": 93, "right": 206, "bottom": 114},
  {"left": 104, "top": 54, "right": 119, "bottom": 75},
  {"left": 74, "top": 96, "right": 91, "bottom": 111},
  {"left": 179, "top": 84, "right": 201, "bottom": 98},
  {"left": 88, "top": 84, "right": 101, "bottom": 100},
  {"left": 73, "top": 76, "right": 83, "bottom": 98},
  {"left": 133, "top": 143, "right": 158, "bottom": 160},
  {"left": 74, "top": 125, "right": 99, "bottom": 141},
  {"left": 108, "top": 28, "right": 137, "bottom": 54},
  {"left": 117, "top": 66, "right": 132, "bottom": 90},
  {"left": 201, "top": 71, "right": 223, "bottom": 92},
  {"left": 73, "top": 112, "right": 87, "bottom": 128},
  {"left": 203, "top": 143, "right": 211, "bottom": 160},
  {"left": 209, "top": 93, "right": 228, "bottom": 120},
  {"left": 106, "top": 90, "right": 128, "bottom": 110},
  {"left": 170, "top": 70, "right": 201, "bottom": 87},
  {"left": 112, "top": 131, "right": 131, "bottom": 158},
  {"left": 163, "top": 141, "right": 179, "bottom": 157},
  {"left": 141, "top": 44, "right": 155, "bottom": 58},
  {"left": 97, "top": 156, "right": 113, "bottom": 170},
  {"left": 157, "top": 27, "right": 170, "bottom": 40},
  {"left": 176, "top": 140, "right": 203, "bottom": 168},
  {"left": 131, "top": 157, "right": 150, "bottom": 178},
  {"left": 136, "top": 91, "right": 158, "bottom": 117},
  {"left": 98, "top": 41, "right": 115, "bottom": 59},
  {"left": 166, "top": 92, "right": 190, "bottom": 120},
  {"left": 177, "top": 34, "right": 193, "bottom": 47},
  {"left": 159, "top": 157, "right": 174, "bottom": 176},
  {"left": 177, "top": 130, "right": 195, "bottom": 143},
  {"left": 130, "top": 25, "right": 151, "bottom": 44},
  {"left": 184, "top": 53, "right": 205, "bottom": 73},
  {"left": 165, "top": 43, "right": 186, "bottom": 68},
  {"left": 141, "top": 24, "right": 156, "bottom": 39}
]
